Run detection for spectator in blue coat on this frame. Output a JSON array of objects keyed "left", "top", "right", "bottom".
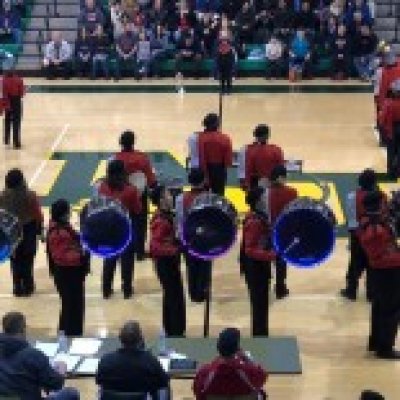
[
  {"left": 289, "top": 29, "right": 312, "bottom": 78},
  {"left": 0, "top": 1, "right": 22, "bottom": 44}
]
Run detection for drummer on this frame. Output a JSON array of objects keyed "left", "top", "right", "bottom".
[
  {"left": 176, "top": 168, "right": 212, "bottom": 303},
  {"left": 114, "top": 130, "right": 157, "bottom": 261}
]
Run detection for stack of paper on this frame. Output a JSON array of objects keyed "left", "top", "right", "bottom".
[
  {"left": 68, "top": 338, "right": 102, "bottom": 356},
  {"left": 35, "top": 342, "right": 59, "bottom": 358},
  {"left": 52, "top": 353, "right": 81, "bottom": 373},
  {"left": 76, "top": 358, "right": 100, "bottom": 374}
]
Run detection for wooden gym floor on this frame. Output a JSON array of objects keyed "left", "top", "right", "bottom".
[{"left": 0, "top": 78, "right": 398, "bottom": 399}]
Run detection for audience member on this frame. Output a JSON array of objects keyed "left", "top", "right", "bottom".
[
  {"left": 43, "top": 31, "right": 73, "bottom": 79},
  {"left": 265, "top": 35, "right": 285, "bottom": 79},
  {"left": 332, "top": 23, "right": 350, "bottom": 79},
  {"left": 75, "top": 27, "right": 92, "bottom": 77},
  {"left": 91, "top": 26, "right": 112, "bottom": 79},
  {"left": 0, "top": 0, "right": 21, "bottom": 44},
  {"left": 136, "top": 30, "right": 151, "bottom": 78},
  {"left": 79, "top": 0, "right": 105, "bottom": 36},
  {"left": 352, "top": 23, "right": 377, "bottom": 81},
  {"left": 289, "top": 29, "right": 312, "bottom": 80},
  {"left": 115, "top": 23, "right": 137, "bottom": 79},
  {"left": 175, "top": 33, "right": 202, "bottom": 78}
]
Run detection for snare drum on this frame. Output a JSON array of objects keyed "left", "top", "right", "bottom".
[
  {"left": 80, "top": 196, "right": 133, "bottom": 258},
  {"left": 181, "top": 193, "right": 238, "bottom": 260},
  {"left": 0, "top": 209, "right": 22, "bottom": 263},
  {"left": 273, "top": 197, "right": 336, "bottom": 268}
]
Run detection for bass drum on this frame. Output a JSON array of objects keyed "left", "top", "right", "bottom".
[
  {"left": 80, "top": 196, "right": 133, "bottom": 258},
  {"left": 273, "top": 197, "right": 336, "bottom": 268},
  {"left": 0, "top": 209, "right": 22, "bottom": 263},
  {"left": 181, "top": 193, "right": 238, "bottom": 260}
]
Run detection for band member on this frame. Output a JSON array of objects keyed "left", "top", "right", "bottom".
[
  {"left": 98, "top": 159, "right": 142, "bottom": 299},
  {"left": 114, "top": 130, "right": 157, "bottom": 261},
  {"left": 189, "top": 113, "right": 232, "bottom": 196},
  {"left": 150, "top": 185, "right": 186, "bottom": 337},
  {"left": 0, "top": 169, "right": 43, "bottom": 297},
  {"left": 240, "top": 187, "right": 276, "bottom": 336},
  {"left": 378, "top": 50, "right": 400, "bottom": 109},
  {"left": 238, "top": 124, "right": 284, "bottom": 190},
  {"left": 176, "top": 168, "right": 211, "bottom": 303},
  {"left": 358, "top": 191, "right": 400, "bottom": 359},
  {"left": 216, "top": 31, "right": 235, "bottom": 95},
  {"left": 341, "top": 169, "right": 388, "bottom": 301},
  {"left": 3, "top": 66, "right": 25, "bottom": 149},
  {"left": 268, "top": 165, "right": 298, "bottom": 299},
  {"left": 47, "top": 199, "right": 89, "bottom": 336}
]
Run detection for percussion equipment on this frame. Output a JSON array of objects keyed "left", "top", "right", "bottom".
[
  {"left": 273, "top": 197, "right": 336, "bottom": 268},
  {"left": 181, "top": 192, "right": 237, "bottom": 260},
  {"left": 80, "top": 196, "right": 133, "bottom": 258},
  {"left": 0, "top": 209, "right": 22, "bottom": 263}
]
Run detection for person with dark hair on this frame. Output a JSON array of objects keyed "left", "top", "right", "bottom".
[
  {"left": 268, "top": 165, "right": 298, "bottom": 299},
  {"left": 0, "top": 311, "right": 80, "bottom": 399},
  {"left": 238, "top": 124, "right": 284, "bottom": 190},
  {"left": 176, "top": 168, "right": 211, "bottom": 303},
  {"left": 360, "top": 390, "right": 385, "bottom": 400},
  {"left": 340, "top": 169, "right": 388, "bottom": 301},
  {"left": 98, "top": 159, "right": 142, "bottom": 299},
  {"left": 358, "top": 191, "right": 400, "bottom": 359},
  {"left": 192, "top": 113, "right": 232, "bottom": 196},
  {"left": 193, "top": 327, "right": 267, "bottom": 399},
  {"left": 0, "top": 168, "right": 43, "bottom": 297},
  {"left": 240, "top": 187, "right": 276, "bottom": 336},
  {"left": 114, "top": 130, "right": 156, "bottom": 261},
  {"left": 47, "top": 199, "right": 89, "bottom": 336},
  {"left": 91, "top": 26, "right": 111, "bottom": 79},
  {"left": 74, "top": 27, "right": 92, "bottom": 78},
  {"left": 174, "top": 33, "right": 203, "bottom": 79},
  {"left": 150, "top": 185, "right": 185, "bottom": 336},
  {"left": 96, "top": 320, "right": 169, "bottom": 398}
]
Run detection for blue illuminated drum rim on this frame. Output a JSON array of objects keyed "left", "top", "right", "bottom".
[
  {"left": 272, "top": 198, "right": 336, "bottom": 268},
  {"left": 80, "top": 196, "right": 133, "bottom": 258},
  {"left": 0, "top": 210, "right": 21, "bottom": 263}
]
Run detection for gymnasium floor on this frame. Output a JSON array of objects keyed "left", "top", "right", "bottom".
[{"left": 0, "top": 78, "right": 399, "bottom": 399}]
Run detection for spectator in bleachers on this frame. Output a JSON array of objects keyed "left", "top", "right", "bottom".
[
  {"left": 136, "top": 30, "right": 151, "bottom": 78},
  {"left": 115, "top": 23, "right": 137, "bottom": 79},
  {"left": 79, "top": 0, "right": 105, "bottom": 36},
  {"left": 254, "top": 5, "right": 274, "bottom": 43},
  {"left": 175, "top": 33, "right": 203, "bottom": 78},
  {"left": 352, "top": 23, "right": 377, "bottom": 81},
  {"left": 344, "top": 0, "right": 373, "bottom": 31},
  {"left": 234, "top": 2, "right": 256, "bottom": 54},
  {"left": 43, "top": 31, "right": 73, "bottom": 79},
  {"left": 274, "top": 0, "right": 294, "bottom": 45},
  {"left": 110, "top": 0, "right": 127, "bottom": 39},
  {"left": 329, "top": 0, "right": 345, "bottom": 20},
  {"left": 91, "top": 25, "right": 112, "bottom": 79},
  {"left": 198, "top": 14, "right": 219, "bottom": 58},
  {"left": 149, "top": 24, "right": 171, "bottom": 77},
  {"left": 332, "top": 23, "right": 351, "bottom": 79},
  {"left": 221, "top": 0, "right": 242, "bottom": 21},
  {"left": 75, "top": 27, "right": 92, "bottom": 77},
  {"left": 289, "top": 28, "right": 312, "bottom": 79},
  {"left": 0, "top": 0, "right": 22, "bottom": 44},
  {"left": 265, "top": 35, "right": 286, "bottom": 78},
  {"left": 295, "top": 0, "right": 319, "bottom": 32},
  {"left": 195, "top": 0, "right": 220, "bottom": 14}
]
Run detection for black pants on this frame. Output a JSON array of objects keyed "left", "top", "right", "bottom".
[
  {"left": 218, "top": 60, "right": 234, "bottom": 93},
  {"left": 207, "top": 164, "right": 227, "bottom": 196},
  {"left": 266, "top": 59, "right": 285, "bottom": 78},
  {"left": 345, "top": 231, "right": 372, "bottom": 298},
  {"left": 154, "top": 256, "right": 186, "bottom": 337},
  {"left": 75, "top": 58, "right": 91, "bottom": 77},
  {"left": 184, "top": 252, "right": 212, "bottom": 303},
  {"left": 243, "top": 261, "right": 271, "bottom": 336},
  {"left": 54, "top": 266, "right": 85, "bottom": 336},
  {"left": 102, "top": 241, "right": 135, "bottom": 297},
  {"left": 45, "top": 61, "right": 71, "bottom": 79},
  {"left": 10, "top": 221, "right": 38, "bottom": 296},
  {"left": 275, "top": 255, "right": 287, "bottom": 291},
  {"left": 369, "top": 268, "right": 400, "bottom": 352},
  {"left": 386, "top": 126, "right": 400, "bottom": 178},
  {"left": 4, "top": 96, "right": 22, "bottom": 148},
  {"left": 136, "top": 192, "right": 149, "bottom": 258}
]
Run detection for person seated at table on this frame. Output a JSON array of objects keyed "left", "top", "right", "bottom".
[
  {"left": 96, "top": 321, "right": 170, "bottom": 399},
  {"left": 0, "top": 311, "right": 80, "bottom": 400},
  {"left": 193, "top": 327, "right": 268, "bottom": 400}
]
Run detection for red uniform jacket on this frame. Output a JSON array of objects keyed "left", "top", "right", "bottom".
[
  {"left": 193, "top": 353, "right": 267, "bottom": 400},
  {"left": 245, "top": 143, "right": 284, "bottom": 189},
  {"left": 182, "top": 188, "right": 204, "bottom": 209},
  {"left": 355, "top": 189, "right": 388, "bottom": 222},
  {"left": 378, "top": 97, "right": 400, "bottom": 141},
  {"left": 2, "top": 74, "right": 25, "bottom": 111},
  {"left": 98, "top": 181, "right": 142, "bottom": 215},
  {"left": 268, "top": 184, "right": 298, "bottom": 224},
  {"left": 47, "top": 221, "right": 85, "bottom": 267},
  {"left": 242, "top": 211, "right": 276, "bottom": 262},
  {"left": 150, "top": 211, "right": 179, "bottom": 258},
  {"left": 358, "top": 217, "right": 400, "bottom": 269},
  {"left": 115, "top": 150, "right": 156, "bottom": 187},
  {"left": 378, "top": 62, "right": 400, "bottom": 107},
  {"left": 198, "top": 131, "right": 233, "bottom": 172}
]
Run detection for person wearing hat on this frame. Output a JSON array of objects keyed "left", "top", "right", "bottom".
[
  {"left": 114, "top": 130, "right": 157, "bottom": 261},
  {"left": 240, "top": 187, "right": 276, "bottom": 336},
  {"left": 194, "top": 113, "right": 232, "bottom": 196},
  {"left": 2, "top": 65, "right": 25, "bottom": 149},
  {"left": 357, "top": 191, "right": 400, "bottom": 359},
  {"left": 238, "top": 124, "right": 284, "bottom": 190},
  {"left": 98, "top": 159, "right": 142, "bottom": 299},
  {"left": 341, "top": 169, "right": 388, "bottom": 301},
  {"left": 193, "top": 327, "right": 267, "bottom": 399},
  {"left": 0, "top": 169, "right": 43, "bottom": 297},
  {"left": 47, "top": 199, "right": 89, "bottom": 336},
  {"left": 149, "top": 185, "right": 185, "bottom": 337},
  {"left": 268, "top": 165, "right": 297, "bottom": 299},
  {"left": 176, "top": 168, "right": 212, "bottom": 303}
]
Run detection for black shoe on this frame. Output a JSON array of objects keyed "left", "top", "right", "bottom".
[
  {"left": 339, "top": 288, "right": 357, "bottom": 301},
  {"left": 375, "top": 350, "right": 400, "bottom": 360},
  {"left": 122, "top": 285, "right": 134, "bottom": 299},
  {"left": 103, "top": 289, "right": 114, "bottom": 299},
  {"left": 136, "top": 253, "right": 147, "bottom": 262},
  {"left": 123, "top": 291, "right": 133, "bottom": 299},
  {"left": 276, "top": 286, "right": 290, "bottom": 300}
]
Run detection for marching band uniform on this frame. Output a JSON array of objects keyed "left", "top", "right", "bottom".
[{"left": 378, "top": 53, "right": 400, "bottom": 109}]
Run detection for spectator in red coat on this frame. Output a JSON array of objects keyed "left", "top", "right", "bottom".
[{"left": 193, "top": 327, "right": 267, "bottom": 399}]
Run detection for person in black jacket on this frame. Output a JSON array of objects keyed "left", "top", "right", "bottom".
[
  {"left": 91, "top": 26, "right": 111, "bottom": 79},
  {"left": 331, "top": 23, "right": 351, "bottom": 79},
  {"left": 0, "top": 311, "right": 79, "bottom": 400},
  {"left": 96, "top": 321, "right": 170, "bottom": 399},
  {"left": 75, "top": 27, "right": 92, "bottom": 78}
]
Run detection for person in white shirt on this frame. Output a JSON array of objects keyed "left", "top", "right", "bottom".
[
  {"left": 265, "top": 36, "right": 285, "bottom": 79},
  {"left": 43, "top": 31, "right": 72, "bottom": 79}
]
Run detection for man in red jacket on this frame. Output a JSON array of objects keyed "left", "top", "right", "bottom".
[
  {"left": 358, "top": 191, "right": 400, "bottom": 359},
  {"left": 2, "top": 67, "right": 25, "bottom": 149},
  {"left": 197, "top": 113, "right": 232, "bottom": 195},
  {"left": 238, "top": 124, "right": 284, "bottom": 190},
  {"left": 150, "top": 185, "right": 185, "bottom": 337},
  {"left": 240, "top": 187, "right": 276, "bottom": 336},
  {"left": 268, "top": 165, "right": 298, "bottom": 299},
  {"left": 193, "top": 327, "right": 267, "bottom": 399},
  {"left": 114, "top": 130, "right": 157, "bottom": 260}
]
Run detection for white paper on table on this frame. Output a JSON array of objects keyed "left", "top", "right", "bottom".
[
  {"left": 35, "top": 342, "right": 59, "bottom": 358},
  {"left": 158, "top": 356, "right": 170, "bottom": 372},
  {"left": 75, "top": 357, "right": 100, "bottom": 374},
  {"left": 68, "top": 338, "right": 102, "bottom": 356},
  {"left": 52, "top": 353, "right": 81, "bottom": 372},
  {"left": 169, "top": 352, "right": 187, "bottom": 360}
]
